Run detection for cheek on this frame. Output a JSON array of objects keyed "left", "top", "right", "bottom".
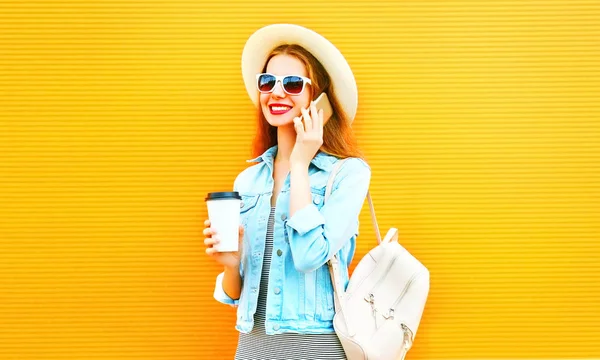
[
  {"left": 296, "top": 93, "right": 311, "bottom": 110},
  {"left": 259, "top": 94, "right": 270, "bottom": 107}
]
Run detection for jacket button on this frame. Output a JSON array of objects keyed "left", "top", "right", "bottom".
[
  {"left": 280, "top": 214, "right": 287, "bottom": 221},
  {"left": 313, "top": 195, "right": 322, "bottom": 204},
  {"left": 273, "top": 324, "right": 280, "bottom": 331},
  {"left": 276, "top": 249, "right": 283, "bottom": 257},
  {"left": 240, "top": 201, "right": 244, "bottom": 208},
  {"left": 274, "top": 287, "right": 281, "bottom": 295}
]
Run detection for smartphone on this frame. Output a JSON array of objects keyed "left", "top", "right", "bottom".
[{"left": 301, "top": 92, "right": 334, "bottom": 125}]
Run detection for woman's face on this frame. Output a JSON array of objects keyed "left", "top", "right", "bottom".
[{"left": 259, "top": 54, "right": 312, "bottom": 128}]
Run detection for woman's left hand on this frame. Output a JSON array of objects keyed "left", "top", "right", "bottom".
[{"left": 291, "top": 102, "right": 324, "bottom": 167}]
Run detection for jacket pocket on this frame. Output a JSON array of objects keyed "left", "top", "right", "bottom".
[
  {"left": 239, "top": 194, "right": 259, "bottom": 226},
  {"left": 239, "top": 194, "right": 259, "bottom": 214}
]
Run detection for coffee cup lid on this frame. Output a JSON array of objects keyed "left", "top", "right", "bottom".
[{"left": 205, "top": 191, "right": 241, "bottom": 201}]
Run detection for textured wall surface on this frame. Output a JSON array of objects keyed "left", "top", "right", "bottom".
[{"left": 1, "top": 1, "right": 599, "bottom": 359}]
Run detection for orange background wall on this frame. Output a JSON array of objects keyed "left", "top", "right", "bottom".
[{"left": 1, "top": 1, "right": 599, "bottom": 359}]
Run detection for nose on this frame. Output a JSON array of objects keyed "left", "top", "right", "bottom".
[{"left": 271, "top": 80, "right": 286, "bottom": 98}]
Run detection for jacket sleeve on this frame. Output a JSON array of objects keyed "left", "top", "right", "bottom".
[
  {"left": 285, "top": 158, "right": 371, "bottom": 273},
  {"left": 213, "top": 271, "right": 241, "bottom": 307},
  {"left": 212, "top": 172, "right": 245, "bottom": 307}
]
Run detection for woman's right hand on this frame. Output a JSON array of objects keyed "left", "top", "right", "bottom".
[{"left": 203, "top": 219, "right": 244, "bottom": 269}]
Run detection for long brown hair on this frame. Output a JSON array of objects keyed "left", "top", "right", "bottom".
[{"left": 252, "top": 44, "right": 364, "bottom": 160}]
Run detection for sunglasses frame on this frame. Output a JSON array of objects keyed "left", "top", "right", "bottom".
[{"left": 256, "top": 73, "right": 312, "bottom": 96}]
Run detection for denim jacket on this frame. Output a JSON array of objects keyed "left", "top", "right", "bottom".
[{"left": 213, "top": 145, "right": 371, "bottom": 335}]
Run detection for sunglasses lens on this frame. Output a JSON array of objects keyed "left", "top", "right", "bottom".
[
  {"left": 257, "top": 74, "right": 276, "bottom": 92},
  {"left": 283, "top": 76, "right": 305, "bottom": 94}
]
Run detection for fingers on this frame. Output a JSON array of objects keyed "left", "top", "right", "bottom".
[
  {"left": 293, "top": 116, "right": 305, "bottom": 136},
  {"left": 203, "top": 220, "right": 213, "bottom": 239},
  {"left": 205, "top": 246, "right": 219, "bottom": 255},
  {"left": 204, "top": 232, "right": 220, "bottom": 255},
  {"left": 310, "top": 102, "right": 319, "bottom": 130},
  {"left": 204, "top": 235, "right": 219, "bottom": 246},
  {"left": 300, "top": 106, "right": 312, "bottom": 131},
  {"left": 317, "top": 109, "right": 324, "bottom": 135},
  {"left": 202, "top": 226, "right": 214, "bottom": 237},
  {"left": 204, "top": 231, "right": 219, "bottom": 247},
  {"left": 203, "top": 223, "right": 219, "bottom": 251},
  {"left": 298, "top": 103, "right": 322, "bottom": 133}
]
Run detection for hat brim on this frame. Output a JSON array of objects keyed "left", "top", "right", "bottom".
[{"left": 241, "top": 24, "right": 358, "bottom": 123}]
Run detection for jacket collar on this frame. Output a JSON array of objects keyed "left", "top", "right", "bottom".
[{"left": 246, "top": 145, "right": 338, "bottom": 171}]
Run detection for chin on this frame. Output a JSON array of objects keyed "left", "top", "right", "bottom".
[
  {"left": 263, "top": 110, "right": 297, "bottom": 127},
  {"left": 266, "top": 117, "right": 294, "bottom": 128}
]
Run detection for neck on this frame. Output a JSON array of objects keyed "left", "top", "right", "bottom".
[{"left": 274, "top": 124, "right": 296, "bottom": 164}]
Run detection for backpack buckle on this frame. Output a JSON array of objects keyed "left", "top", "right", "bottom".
[{"left": 383, "top": 308, "right": 395, "bottom": 320}]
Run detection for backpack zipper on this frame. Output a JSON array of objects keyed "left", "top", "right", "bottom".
[
  {"left": 383, "top": 272, "right": 419, "bottom": 320},
  {"left": 383, "top": 273, "right": 417, "bottom": 359},
  {"left": 363, "top": 253, "right": 399, "bottom": 329},
  {"left": 360, "top": 248, "right": 419, "bottom": 359},
  {"left": 363, "top": 254, "right": 399, "bottom": 304},
  {"left": 398, "top": 323, "right": 414, "bottom": 360}
]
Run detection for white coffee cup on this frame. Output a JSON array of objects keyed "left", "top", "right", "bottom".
[{"left": 205, "top": 192, "right": 242, "bottom": 252}]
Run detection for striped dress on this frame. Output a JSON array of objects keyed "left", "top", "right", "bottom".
[{"left": 235, "top": 207, "right": 346, "bottom": 360}]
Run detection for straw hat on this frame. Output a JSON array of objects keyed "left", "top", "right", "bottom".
[{"left": 241, "top": 24, "right": 358, "bottom": 123}]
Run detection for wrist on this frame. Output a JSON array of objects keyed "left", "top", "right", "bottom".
[
  {"left": 224, "top": 264, "right": 240, "bottom": 273},
  {"left": 290, "top": 161, "right": 310, "bottom": 172}
]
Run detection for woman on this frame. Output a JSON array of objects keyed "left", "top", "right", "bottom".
[{"left": 202, "top": 24, "right": 371, "bottom": 360}]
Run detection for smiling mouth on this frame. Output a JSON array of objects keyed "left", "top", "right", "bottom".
[{"left": 269, "top": 105, "right": 292, "bottom": 115}]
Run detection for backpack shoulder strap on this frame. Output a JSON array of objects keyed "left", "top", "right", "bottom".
[
  {"left": 324, "top": 157, "right": 382, "bottom": 337},
  {"left": 325, "top": 158, "right": 381, "bottom": 244}
]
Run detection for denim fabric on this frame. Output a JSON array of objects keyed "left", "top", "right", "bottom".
[{"left": 213, "top": 145, "right": 371, "bottom": 335}]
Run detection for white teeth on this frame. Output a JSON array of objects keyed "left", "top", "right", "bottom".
[{"left": 271, "top": 106, "right": 291, "bottom": 111}]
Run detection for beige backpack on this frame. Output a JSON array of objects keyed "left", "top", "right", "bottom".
[{"left": 325, "top": 159, "right": 430, "bottom": 360}]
